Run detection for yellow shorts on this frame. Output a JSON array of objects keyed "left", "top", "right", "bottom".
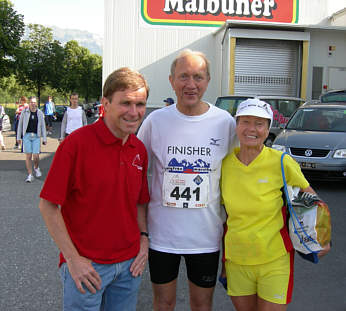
[{"left": 225, "top": 252, "right": 294, "bottom": 304}]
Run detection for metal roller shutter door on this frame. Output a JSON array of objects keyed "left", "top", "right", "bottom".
[{"left": 234, "top": 38, "right": 300, "bottom": 96}]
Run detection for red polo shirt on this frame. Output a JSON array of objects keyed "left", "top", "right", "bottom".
[{"left": 40, "top": 118, "right": 150, "bottom": 266}]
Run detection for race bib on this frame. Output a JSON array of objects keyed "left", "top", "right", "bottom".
[{"left": 162, "top": 171, "right": 209, "bottom": 208}]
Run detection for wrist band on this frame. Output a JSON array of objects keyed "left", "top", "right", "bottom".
[{"left": 140, "top": 231, "right": 149, "bottom": 238}]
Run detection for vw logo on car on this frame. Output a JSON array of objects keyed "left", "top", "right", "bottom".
[{"left": 305, "top": 149, "right": 313, "bottom": 157}]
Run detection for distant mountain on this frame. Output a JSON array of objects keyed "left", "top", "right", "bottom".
[
  {"left": 51, "top": 26, "right": 103, "bottom": 56},
  {"left": 24, "top": 25, "right": 103, "bottom": 56}
]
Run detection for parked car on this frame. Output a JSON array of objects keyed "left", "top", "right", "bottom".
[
  {"left": 55, "top": 105, "right": 67, "bottom": 121},
  {"left": 215, "top": 95, "right": 304, "bottom": 146},
  {"left": 320, "top": 89, "right": 346, "bottom": 103},
  {"left": 272, "top": 102, "right": 346, "bottom": 180}
]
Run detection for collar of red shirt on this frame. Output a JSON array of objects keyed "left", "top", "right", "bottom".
[{"left": 94, "top": 118, "right": 136, "bottom": 147}]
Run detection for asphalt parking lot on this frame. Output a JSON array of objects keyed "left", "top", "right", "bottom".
[{"left": 0, "top": 121, "right": 345, "bottom": 310}]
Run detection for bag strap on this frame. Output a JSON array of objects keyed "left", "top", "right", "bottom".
[{"left": 280, "top": 152, "right": 319, "bottom": 254}]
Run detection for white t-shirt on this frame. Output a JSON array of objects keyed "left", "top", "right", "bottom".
[
  {"left": 137, "top": 103, "right": 236, "bottom": 254},
  {"left": 66, "top": 107, "right": 84, "bottom": 134}
]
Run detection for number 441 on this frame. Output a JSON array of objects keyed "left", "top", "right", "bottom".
[{"left": 170, "top": 186, "right": 200, "bottom": 201}]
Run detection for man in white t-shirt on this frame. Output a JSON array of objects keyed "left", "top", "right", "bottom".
[
  {"left": 137, "top": 49, "right": 236, "bottom": 311},
  {"left": 59, "top": 93, "right": 87, "bottom": 141}
]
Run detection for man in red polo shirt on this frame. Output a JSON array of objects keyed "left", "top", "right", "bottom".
[{"left": 39, "top": 67, "right": 150, "bottom": 311}]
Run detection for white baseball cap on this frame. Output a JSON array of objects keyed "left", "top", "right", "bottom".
[{"left": 235, "top": 98, "right": 273, "bottom": 127}]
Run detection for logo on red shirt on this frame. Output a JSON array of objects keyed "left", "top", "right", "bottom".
[{"left": 132, "top": 154, "right": 143, "bottom": 170}]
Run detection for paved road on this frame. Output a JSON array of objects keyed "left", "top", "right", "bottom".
[{"left": 0, "top": 122, "right": 345, "bottom": 310}]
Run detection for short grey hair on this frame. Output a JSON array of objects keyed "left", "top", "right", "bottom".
[
  {"left": 170, "top": 49, "right": 210, "bottom": 79},
  {"left": 28, "top": 96, "right": 37, "bottom": 102}
]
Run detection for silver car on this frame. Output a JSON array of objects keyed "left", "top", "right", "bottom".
[{"left": 272, "top": 102, "right": 346, "bottom": 180}]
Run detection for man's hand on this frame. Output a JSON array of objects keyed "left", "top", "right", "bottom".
[
  {"left": 66, "top": 256, "right": 102, "bottom": 294},
  {"left": 130, "top": 235, "right": 149, "bottom": 277}
]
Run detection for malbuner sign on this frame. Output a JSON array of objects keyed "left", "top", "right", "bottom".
[{"left": 141, "top": 0, "right": 299, "bottom": 26}]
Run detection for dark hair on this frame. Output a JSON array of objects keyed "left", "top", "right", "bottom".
[{"left": 103, "top": 67, "right": 149, "bottom": 101}]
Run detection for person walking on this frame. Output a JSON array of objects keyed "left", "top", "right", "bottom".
[
  {"left": 14, "top": 96, "right": 28, "bottom": 149},
  {"left": 59, "top": 93, "right": 87, "bottom": 141},
  {"left": 137, "top": 49, "right": 236, "bottom": 311},
  {"left": 39, "top": 67, "right": 150, "bottom": 311},
  {"left": 17, "top": 96, "right": 47, "bottom": 182},
  {"left": 43, "top": 95, "right": 55, "bottom": 135},
  {"left": 0, "top": 104, "right": 6, "bottom": 150}
]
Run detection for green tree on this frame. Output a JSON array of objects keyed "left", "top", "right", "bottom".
[
  {"left": 0, "top": 74, "right": 29, "bottom": 103},
  {"left": 17, "top": 24, "right": 62, "bottom": 105},
  {"left": 78, "top": 52, "right": 102, "bottom": 103},
  {"left": 0, "top": 0, "right": 25, "bottom": 77},
  {"left": 61, "top": 40, "right": 102, "bottom": 102},
  {"left": 48, "top": 40, "right": 65, "bottom": 95},
  {"left": 60, "top": 40, "right": 84, "bottom": 97}
]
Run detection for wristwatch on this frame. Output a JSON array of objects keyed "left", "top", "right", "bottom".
[{"left": 140, "top": 231, "right": 149, "bottom": 238}]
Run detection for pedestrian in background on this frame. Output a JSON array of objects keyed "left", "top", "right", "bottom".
[
  {"left": 14, "top": 96, "right": 28, "bottom": 149},
  {"left": 0, "top": 104, "right": 6, "bottom": 150},
  {"left": 163, "top": 97, "right": 174, "bottom": 106},
  {"left": 39, "top": 67, "right": 150, "bottom": 311},
  {"left": 17, "top": 96, "right": 47, "bottom": 183},
  {"left": 59, "top": 93, "right": 87, "bottom": 142},
  {"left": 43, "top": 95, "right": 55, "bottom": 135}
]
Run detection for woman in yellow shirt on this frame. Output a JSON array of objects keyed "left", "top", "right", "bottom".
[{"left": 221, "top": 99, "right": 330, "bottom": 311}]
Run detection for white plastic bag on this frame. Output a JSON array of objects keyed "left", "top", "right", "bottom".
[{"left": 286, "top": 186, "right": 331, "bottom": 255}]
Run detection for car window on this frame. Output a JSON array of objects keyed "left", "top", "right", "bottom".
[
  {"left": 260, "top": 99, "right": 302, "bottom": 128},
  {"left": 286, "top": 108, "right": 346, "bottom": 132},
  {"left": 215, "top": 97, "right": 250, "bottom": 115},
  {"left": 263, "top": 99, "right": 278, "bottom": 110},
  {"left": 277, "top": 100, "right": 301, "bottom": 117},
  {"left": 320, "top": 91, "right": 346, "bottom": 103}
]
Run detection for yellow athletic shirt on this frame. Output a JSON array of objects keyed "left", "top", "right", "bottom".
[{"left": 221, "top": 147, "right": 309, "bottom": 265}]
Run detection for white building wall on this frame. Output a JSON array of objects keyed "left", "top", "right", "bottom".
[
  {"left": 307, "top": 29, "right": 346, "bottom": 95},
  {"left": 299, "top": 0, "right": 346, "bottom": 24},
  {"left": 103, "top": 0, "right": 218, "bottom": 106},
  {"left": 104, "top": 0, "right": 346, "bottom": 105}
]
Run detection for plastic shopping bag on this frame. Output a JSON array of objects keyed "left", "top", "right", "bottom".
[
  {"left": 287, "top": 188, "right": 331, "bottom": 255},
  {"left": 281, "top": 153, "right": 332, "bottom": 263}
]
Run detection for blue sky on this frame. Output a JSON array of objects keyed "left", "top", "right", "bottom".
[{"left": 12, "top": 0, "right": 104, "bottom": 36}]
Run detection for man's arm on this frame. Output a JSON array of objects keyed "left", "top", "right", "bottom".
[
  {"left": 39, "top": 198, "right": 101, "bottom": 293},
  {"left": 16, "top": 113, "right": 24, "bottom": 142},
  {"left": 82, "top": 110, "right": 87, "bottom": 126},
  {"left": 130, "top": 203, "right": 149, "bottom": 277},
  {"left": 40, "top": 112, "right": 47, "bottom": 144},
  {"left": 59, "top": 112, "right": 67, "bottom": 141}
]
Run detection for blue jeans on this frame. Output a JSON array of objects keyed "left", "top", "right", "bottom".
[{"left": 59, "top": 258, "right": 141, "bottom": 311}]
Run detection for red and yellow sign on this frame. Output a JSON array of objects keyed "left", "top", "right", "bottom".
[{"left": 141, "top": 0, "right": 299, "bottom": 27}]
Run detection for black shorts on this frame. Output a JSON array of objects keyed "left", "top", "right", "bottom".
[
  {"left": 149, "top": 248, "right": 220, "bottom": 288},
  {"left": 45, "top": 115, "right": 53, "bottom": 127}
]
